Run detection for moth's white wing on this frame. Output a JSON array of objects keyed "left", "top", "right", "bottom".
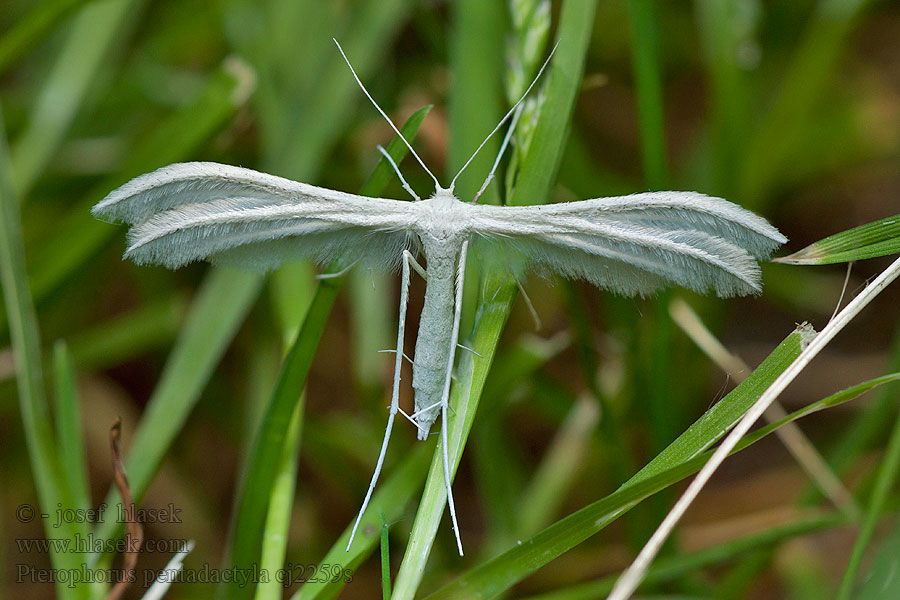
[
  {"left": 93, "top": 162, "right": 418, "bottom": 271},
  {"left": 469, "top": 191, "right": 786, "bottom": 297}
]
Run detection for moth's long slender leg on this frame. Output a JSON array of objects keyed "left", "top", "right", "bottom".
[
  {"left": 402, "top": 400, "right": 457, "bottom": 426},
  {"left": 499, "top": 250, "right": 541, "bottom": 329},
  {"left": 376, "top": 348, "right": 414, "bottom": 365},
  {"left": 315, "top": 259, "right": 360, "bottom": 280},
  {"left": 457, "top": 343, "right": 482, "bottom": 358},
  {"left": 489, "top": 272, "right": 512, "bottom": 302},
  {"left": 408, "top": 399, "right": 444, "bottom": 420},
  {"left": 346, "top": 249, "right": 414, "bottom": 551},
  {"left": 441, "top": 239, "right": 469, "bottom": 556},
  {"left": 511, "top": 272, "right": 542, "bottom": 331},
  {"left": 397, "top": 406, "right": 419, "bottom": 427},
  {"left": 407, "top": 253, "right": 428, "bottom": 281}
]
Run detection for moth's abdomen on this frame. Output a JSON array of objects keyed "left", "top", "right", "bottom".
[{"left": 412, "top": 270, "right": 455, "bottom": 440}]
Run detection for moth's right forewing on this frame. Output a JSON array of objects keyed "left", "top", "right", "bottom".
[
  {"left": 468, "top": 193, "right": 785, "bottom": 298},
  {"left": 94, "top": 161, "right": 420, "bottom": 272},
  {"left": 94, "top": 162, "right": 359, "bottom": 223}
]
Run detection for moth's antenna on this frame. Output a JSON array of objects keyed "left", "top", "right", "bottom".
[
  {"left": 377, "top": 145, "right": 421, "bottom": 201},
  {"left": 334, "top": 38, "right": 441, "bottom": 191},
  {"left": 471, "top": 103, "right": 522, "bottom": 204},
  {"left": 449, "top": 40, "right": 560, "bottom": 192}
]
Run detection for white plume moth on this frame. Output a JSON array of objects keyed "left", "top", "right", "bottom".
[{"left": 92, "top": 40, "right": 785, "bottom": 556}]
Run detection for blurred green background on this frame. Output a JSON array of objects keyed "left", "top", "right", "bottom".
[{"left": 2, "top": 0, "right": 899, "bottom": 598}]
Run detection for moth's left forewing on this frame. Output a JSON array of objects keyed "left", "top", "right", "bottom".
[{"left": 467, "top": 193, "right": 785, "bottom": 298}]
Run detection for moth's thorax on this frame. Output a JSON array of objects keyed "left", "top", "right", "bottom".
[{"left": 415, "top": 188, "right": 471, "bottom": 244}]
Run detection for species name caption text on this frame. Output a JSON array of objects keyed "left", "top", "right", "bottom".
[
  {"left": 15, "top": 502, "right": 354, "bottom": 589},
  {"left": 16, "top": 563, "right": 354, "bottom": 589}
]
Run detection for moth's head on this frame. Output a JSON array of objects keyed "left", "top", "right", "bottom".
[
  {"left": 427, "top": 186, "right": 460, "bottom": 205},
  {"left": 337, "top": 37, "right": 556, "bottom": 207}
]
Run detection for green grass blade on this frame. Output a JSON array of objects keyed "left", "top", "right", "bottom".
[
  {"left": 855, "top": 519, "right": 900, "bottom": 600},
  {"left": 743, "top": 371, "right": 900, "bottom": 446},
  {"left": 291, "top": 443, "right": 433, "bottom": 600},
  {"left": 630, "top": 326, "right": 810, "bottom": 483},
  {"left": 509, "top": 0, "right": 598, "bottom": 209},
  {"left": 0, "top": 0, "right": 93, "bottom": 76},
  {"left": 519, "top": 511, "right": 849, "bottom": 600},
  {"left": 253, "top": 398, "right": 304, "bottom": 600},
  {"left": 91, "top": 267, "right": 263, "bottom": 548},
  {"left": 11, "top": 0, "right": 145, "bottom": 196},
  {"left": 836, "top": 406, "right": 900, "bottom": 599},
  {"left": 428, "top": 341, "right": 898, "bottom": 599},
  {"left": 51, "top": 340, "right": 90, "bottom": 516},
  {"left": 0, "top": 119, "right": 51, "bottom": 457},
  {"left": 392, "top": 2, "right": 598, "bottom": 596},
  {"left": 223, "top": 276, "right": 339, "bottom": 600},
  {"left": 381, "top": 512, "right": 391, "bottom": 600},
  {"left": 424, "top": 326, "right": 809, "bottom": 598},
  {"left": 268, "top": 261, "right": 316, "bottom": 347},
  {"left": 27, "top": 59, "right": 254, "bottom": 303},
  {"left": 221, "top": 109, "right": 429, "bottom": 600},
  {"left": 418, "top": 454, "right": 704, "bottom": 598},
  {"left": 775, "top": 213, "right": 900, "bottom": 265},
  {"left": 0, "top": 106, "right": 87, "bottom": 600}
]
